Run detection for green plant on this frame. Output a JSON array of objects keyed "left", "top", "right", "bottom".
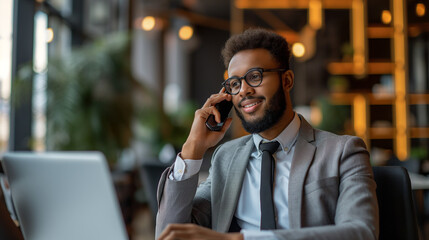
[
  {"left": 47, "top": 32, "right": 145, "bottom": 163},
  {"left": 135, "top": 99, "right": 197, "bottom": 155},
  {"left": 313, "top": 97, "right": 351, "bottom": 135},
  {"left": 14, "top": 32, "right": 197, "bottom": 164},
  {"left": 15, "top": 32, "right": 147, "bottom": 163}
]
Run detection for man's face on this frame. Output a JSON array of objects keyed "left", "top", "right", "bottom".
[{"left": 227, "top": 48, "right": 287, "bottom": 134}]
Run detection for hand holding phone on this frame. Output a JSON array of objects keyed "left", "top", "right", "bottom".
[{"left": 205, "top": 100, "right": 233, "bottom": 131}]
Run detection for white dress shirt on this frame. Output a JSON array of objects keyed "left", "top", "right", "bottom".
[{"left": 169, "top": 113, "right": 301, "bottom": 240}]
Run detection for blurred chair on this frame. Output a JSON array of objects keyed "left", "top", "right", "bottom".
[
  {"left": 373, "top": 166, "right": 420, "bottom": 240},
  {"left": 386, "top": 156, "right": 420, "bottom": 174}
]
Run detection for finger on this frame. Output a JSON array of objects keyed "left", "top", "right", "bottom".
[
  {"left": 197, "top": 106, "right": 221, "bottom": 123},
  {"left": 202, "top": 93, "right": 229, "bottom": 108},
  {"left": 220, "top": 117, "right": 233, "bottom": 133},
  {"left": 165, "top": 225, "right": 211, "bottom": 240},
  {"left": 158, "top": 224, "right": 186, "bottom": 240},
  {"left": 219, "top": 87, "right": 226, "bottom": 93},
  {"left": 158, "top": 224, "right": 199, "bottom": 240},
  {"left": 157, "top": 225, "right": 171, "bottom": 240},
  {"left": 211, "top": 107, "right": 221, "bottom": 123},
  {"left": 163, "top": 223, "right": 195, "bottom": 230},
  {"left": 163, "top": 231, "right": 192, "bottom": 240}
]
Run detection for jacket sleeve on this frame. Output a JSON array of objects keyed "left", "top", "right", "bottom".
[{"left": 155, "top": 151, "right": 217, "bottom": 238}]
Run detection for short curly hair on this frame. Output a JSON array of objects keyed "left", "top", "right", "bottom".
[{"left": 221, "top": 28, "right": 291, "bottom": 70}]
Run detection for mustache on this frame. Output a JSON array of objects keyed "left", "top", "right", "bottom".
[{"left": 238, "top": 96, "right": 265, "bottom": 108}]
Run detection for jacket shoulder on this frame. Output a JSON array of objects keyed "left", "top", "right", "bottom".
[{"left": 314, "top": 129, "right": 366, "bottom": 147}]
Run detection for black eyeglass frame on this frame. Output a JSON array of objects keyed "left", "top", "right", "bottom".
[{"left": 222, "top": 67, "right": 287, "bottom": 95}]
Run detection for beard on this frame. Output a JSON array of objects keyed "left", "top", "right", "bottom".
[{"left": 234, "top": 84, "right": 286, "bottom": 134}]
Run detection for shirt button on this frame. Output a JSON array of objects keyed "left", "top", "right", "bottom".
[
  {"left": 284, "top": 147, "right": 289, "bottom": 151},
  {"left": 177, "top": 169, "right": 183, "bottom": 174}
]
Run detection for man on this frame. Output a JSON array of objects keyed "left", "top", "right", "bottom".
[{"left": 156, "top": 28, "right": 379, "bottom": 240}]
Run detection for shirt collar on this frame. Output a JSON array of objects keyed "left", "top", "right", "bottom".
[{"left": 252, "top": 112, "right": 301, "bottom": 154}]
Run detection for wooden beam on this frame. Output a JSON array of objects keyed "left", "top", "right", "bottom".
[
  {"left": 327, "top": 62, "right": 394, "bottom": 75},
  {"left": 235, "top": 0, "right": 353, "bottom": 9},
  {"left": 253, "top": 10, "right": 296, "bottom": 33},
  {"left": 174, "top": 9, "right": 230, "bottom": 31}
]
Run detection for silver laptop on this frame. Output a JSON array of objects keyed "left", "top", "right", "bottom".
[{"left": 1, "top": 151, "right": 129, "bottom": 240}]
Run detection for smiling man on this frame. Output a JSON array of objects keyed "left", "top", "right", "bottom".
[{"left": 156, "top": 28, "right": 379, "bottom": 240}]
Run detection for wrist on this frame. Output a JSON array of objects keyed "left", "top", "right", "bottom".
[{"left": 181, "top": 141, "right": 205, "bottom": 160}]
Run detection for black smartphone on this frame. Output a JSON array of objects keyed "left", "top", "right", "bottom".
[{"left": 205, "top": 100, "right": 233, "bottom": 131}]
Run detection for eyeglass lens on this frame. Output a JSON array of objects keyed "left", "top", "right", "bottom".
[{"left": 226, "top": 69, "right": 262, "bottom": 94}]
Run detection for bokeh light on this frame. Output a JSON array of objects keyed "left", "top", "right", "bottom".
[
  {"left": 381, "top": 10, "right": 392, "bottom": 24},
  {"left": 178, "top": 26, "right": 193, "bottom": 40},
  {"left": 292, "top": 42, "right": 306, "bottom": 58},
  {"left": 141, "top": 16, "right": 155, "bottom": 31},
  {"left": 416, "top": 3, "right": 426, "bottom": 17},
  {"left": 46, "top": 28, "right": 54, "bottom": 43}
]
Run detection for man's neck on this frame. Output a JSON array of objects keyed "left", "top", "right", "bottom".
[{"left": 258, "top": 110, "right": 295, "bottom": 140}]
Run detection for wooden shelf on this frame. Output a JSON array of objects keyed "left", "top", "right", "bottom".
[
  {"left": 368, "top": 127, "right": 429, "bottom": 139},
  {"left": 369, "top": 127, "right": 395, "bottom": 139},
  {"left": 367, "top": 26, "right": 393, "bottom": 39},
  {"left": 409, "top": 23, "right": 429, "bottom": 37},
  {"left": 330, "top": 93, "right": 394, "bottom": 105},
  {"left": 234, "top": 0, "right": 425, "bottom": 159},
  {"left": 330, "top": 93, "right": 429, "bottom": 105},
  {"left": 330, "top": 93, "right": 393, "bottom": 105},
  {"left": 410, "top": 94, "right": 429, "bottom": 105},
  {"left": 327, "top": 62, "right": 395, "bottom": 75},
  {"left": 329, "top": 93, "right": 357, "bottom": 105},
  {"left": 235, "top": 0, "right": 353, "bottom": 9},
  {"left": 368, "top": 94, "right": 395, "bottom": 105},
  {"left": 411, "top": 128, "right": 429, "bottom": 138},
  {"left": 366, "top": 24, "right": 429, "bottom": 39}
]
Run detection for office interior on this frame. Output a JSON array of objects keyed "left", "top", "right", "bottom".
[{"left": 1, "top": 0, "right": 429, "bottom": 239}]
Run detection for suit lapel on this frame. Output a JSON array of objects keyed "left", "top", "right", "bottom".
[
  {"left": 215, "top": 138, "right": 254, "bottom": 232},
  {"left": 288, "top": 116, "right": 316, "bottom": 229}
]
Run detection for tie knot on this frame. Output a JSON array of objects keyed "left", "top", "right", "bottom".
[{"left": 259, "top": 141, "right": 280, "bottom": 154}]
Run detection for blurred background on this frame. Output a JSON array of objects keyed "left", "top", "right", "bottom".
[{"left": 2, "top": 0, "right": 429, "bottom": 239}]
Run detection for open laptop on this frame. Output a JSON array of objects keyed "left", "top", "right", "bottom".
[{"left": 1, "top": 151, "right": 129, "bottom": 240}]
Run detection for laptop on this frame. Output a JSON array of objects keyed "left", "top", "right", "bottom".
[{"left": 1, "top": 151, "right": 129, "bottom": 240}]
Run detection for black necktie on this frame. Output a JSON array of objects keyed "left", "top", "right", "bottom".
[{"left": 259, "top": 141, "right": 279, "bottom": 230}]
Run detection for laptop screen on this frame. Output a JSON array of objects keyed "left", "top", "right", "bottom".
[{"left": 1, "top": 152, "right": 129, "bottom": 240}]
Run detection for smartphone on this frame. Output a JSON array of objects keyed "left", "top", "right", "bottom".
[{"left": 205, "top": 100, "right": 233, "bottom": 131}]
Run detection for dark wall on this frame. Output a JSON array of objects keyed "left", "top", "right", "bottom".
[{"left": 190, "top": 26, "right": 230, "bottom": 107}]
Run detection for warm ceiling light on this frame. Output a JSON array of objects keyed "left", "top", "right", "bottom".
[
  {"left": 179, "top": 25, "right": 193, "bottom": 40},
  {"left": 46, "top": 28, "right": 54, "bottom": 43},
  {"left": 292, "top": 42, "right": 306, "bottom": 58},
  {"left": 381, "top": 10, "right": 392, "bottom": 24},
  {"left": 416, "top": 3, "right": 426, "bottom": 17},
  {"left": 141, "top": 16, "right": 155, "bottom": 31}
]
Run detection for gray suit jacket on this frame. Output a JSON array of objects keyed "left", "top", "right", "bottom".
[{"left": 156, "top": 116, "right": 379, "bottom": 239}]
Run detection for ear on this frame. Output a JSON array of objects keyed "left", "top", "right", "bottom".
[{"left": 282, "top": 70, "right": 294, "bottom": 91}]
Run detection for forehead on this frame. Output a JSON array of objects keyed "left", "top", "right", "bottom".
[{"left": 228, "top": 48, "right": 277, "bottom": 76}]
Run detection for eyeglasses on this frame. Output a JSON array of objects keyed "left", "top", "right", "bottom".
[{"left": 222, "top": 68, "right": 287, "bottom": 95}]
